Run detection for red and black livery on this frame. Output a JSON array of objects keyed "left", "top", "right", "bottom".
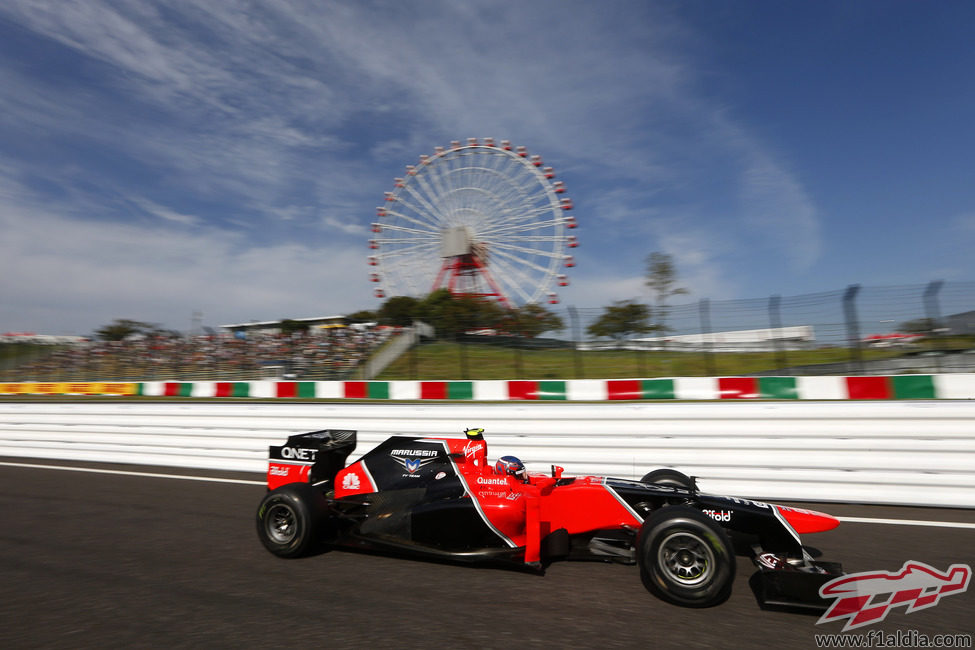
[{"left": 257, "top": 427, "right": 844, "bottom": 609}]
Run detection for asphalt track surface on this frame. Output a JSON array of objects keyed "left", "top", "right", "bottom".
[{"left": 1, "top": 459, "right": 973, "bottom": 649}]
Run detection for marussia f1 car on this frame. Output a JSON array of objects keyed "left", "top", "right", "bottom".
[{"left": 256, "top": 428, "right": 844, "bottom": 609}]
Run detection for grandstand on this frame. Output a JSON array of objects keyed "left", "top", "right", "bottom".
[
  {"left": 3, "top": 322, "right": 397, "bottom": 382},
  {"left": 220, "top": 315, "right": 347, "bottom": 336}
]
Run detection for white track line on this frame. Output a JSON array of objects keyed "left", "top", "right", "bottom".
[
  {"left": 836, "top": 516, "right": 975, "bottom": 530},
  {"left": 0, "top": 461, "right": 264, "bottom": 485},
  {"left": 2, "top": 461, "right": 975, "bottom": 529}
]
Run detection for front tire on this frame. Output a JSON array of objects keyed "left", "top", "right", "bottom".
[
  {"left": 256, "top": 483, "right": 329, "bottom": 558},
  {"left": 637, "top": 506, "right": 735, "bottom": 607}
]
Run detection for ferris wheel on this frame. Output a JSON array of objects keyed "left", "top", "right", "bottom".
[{"left": 368, "top": 138, "right": 578, "bottom": 307}]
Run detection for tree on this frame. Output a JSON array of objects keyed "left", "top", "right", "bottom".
[
  {"left": 413, "top": 289, "right": 455, "bottom": 336},
  {"left": 507, "top": 303, "right": 564, "bottom": 338},
  {"left": 441, "top": 294, "right": 507, "bottom": 338},
  {"left": 345, "top": 309, "right": 378, "bottom": 324},
  {"left": 586, "top": 300, "right": 654, "bottom": 342},
  {"left": 377, "top": 296, "right": 420, "bottom": 326},
  {"left": 95, "top": 319, "right": 158, "bottom": 341},
  {"left": 644, "top": 251, "right": 688, "bottom": 331},
  {"left": 279, "top": 319, "right": 309, "bottom": 336},
  {"left": 414, "top": 289, "right": 508, "bottom": 339}
]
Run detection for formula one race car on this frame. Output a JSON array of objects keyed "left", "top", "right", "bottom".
[{"left": 256, "top": 428, "right": 844, "bottom": 609}]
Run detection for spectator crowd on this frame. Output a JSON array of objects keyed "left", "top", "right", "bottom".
[{"left": 8, "top": 325, "right": 396, "bottom": 382}]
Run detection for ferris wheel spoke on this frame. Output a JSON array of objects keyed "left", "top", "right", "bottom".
[
  {"left": 481, "top": 213, "right": 562, "bottom": 238},
  {"left": 378, "top": 242, "right": 440, "bottom": 260},
  {"left": 381, "top": 207, "right": 443, "bottom": 233},
  {"left": 489, "top": 233, "right": 559, "bottom": 250},
  {"left": 373, "top": 233, "right": 440, "bottom": 250},
  {"left": 490, "top": 159, "right": 544, "bottom": 205},
  {"left": 376, "top": 222, "right": 440, "bottom": 238},
  {"left": 487, "top": 221, "right": 561, "bottom": 237},
  {"left": 489, "top": 242, "right": 563, "bottom": 264},
  {"left": 414, "top": 161, "right": 451, "bottom": 224},
  {"left": 381, "top": 250, "right": 440, "bottom": 268},
  {"left": 389, "top": 193, "right": 448, "bottom": 229},
  {"left": 481, "top": 159, "right": 520, "bottom": 205},
  {"left": 410, "top": 166, "right": 447, "bottom": 214},
  {"left": 484, "top": 185, "right": 537, "bottom": 222},
  {"left": 481, "top": 198, "right": 557, "bottom": 233},
  {"left": 484, "top": 221, "right": 563, "bottom": 239},
  {"left": 428, "top": 157, "right": 461, "bottom": 222},
  {"left": 490, "top": 245, "right": 558, "bottom": 277},
  {"left": 457, "top": 165, "right": 507, "bottom": 213},
  {"left": 469, "top": 163, "right": 508, "bottom": 200},
  {"left": 487, "top": 254, "right": 537, "bottom": 304},
  {"left": 399, "top": 183, "right": 451, "bottom": 227}
]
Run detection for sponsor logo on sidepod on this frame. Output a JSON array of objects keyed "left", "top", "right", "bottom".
[
  {"left": 390, "top": 449, "right": 438, "bottom": 457},
  {"left": 702, "top": 509, "right": 732, "bottom": 522},
  {"left": 476, "top": 477, "right": 508, "bottom": 486},
  {"left": 464, "top": 440, "right": 485, "bottom": 459},
  {"left": 389, "top": 450, "right": 439, "bottom": 475}
]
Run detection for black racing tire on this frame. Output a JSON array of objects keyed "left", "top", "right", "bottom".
[
  {"left": 637, "top": 506, "right": 735, "bottom": 608},
  {"left": 256, "top": 483, "right": 329, "bottom": 558},
  {"left": 639, "top": 468, "right": 694, "bottom": 490}
]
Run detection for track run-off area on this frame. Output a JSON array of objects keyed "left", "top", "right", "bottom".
[{"left": 1, "top": 458, "right": 973, "bottom": 648}]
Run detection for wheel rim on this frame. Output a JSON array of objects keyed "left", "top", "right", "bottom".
[
  {"left": 657, "top": 531, "right": 715, "bottom": 586},
  {"left": 265, "top": 503, "right": 298, "bottom": 544}
]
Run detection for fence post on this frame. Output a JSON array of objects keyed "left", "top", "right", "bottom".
[
  {"left": 843, "top": 284, "right": 863, "bottom": 374},
  {"left": 923, "top": 280, "right": 944, "bottom": 370},
  {"left": 699, "top": 299, "right": 716, "bottom": 376},
  {"left": 769, "top": 294, "right": 789, "bottom": 374},
  {"left": 409, "top": 331, "right": 418, "bottom": 380},
  {"left": 458, "top": 335, "right": 468, "bottom": 380},
  {"left": 568, "top": 306, "right": 584, "bottom": 379}
]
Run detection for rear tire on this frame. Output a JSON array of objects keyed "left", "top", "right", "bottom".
[
  {"left": 640, "top": 468, "right": 693, "bottom": 490},
  {"left": 256, "top": 483, "right": 329, "bottom": 558},
  {"left": 637, "top": 506, "right": 735, "bottom": 607}
]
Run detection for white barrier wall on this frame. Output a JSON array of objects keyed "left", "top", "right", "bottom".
[{"left": 0, "top": 401, "right": 973, "bottom": 508}]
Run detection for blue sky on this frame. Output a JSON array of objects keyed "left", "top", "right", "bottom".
[{"left": 1, "top": 0, "right": 973, "bottom": 335}]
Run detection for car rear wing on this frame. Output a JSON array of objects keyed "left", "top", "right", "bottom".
[{"left": 267, "top": 429, "right": 357, "bottom": 490}]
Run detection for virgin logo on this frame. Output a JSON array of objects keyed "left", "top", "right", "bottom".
[
  {"left": 817, "top": 561, "right": 971, "bottom": 631},
  {"left": 464, "top": 440, "right": 484, "bottom": 459}
]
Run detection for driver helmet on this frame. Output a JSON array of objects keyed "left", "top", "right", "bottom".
[{"left": 495, "top": 456, "right": 527, "bottom": 482}]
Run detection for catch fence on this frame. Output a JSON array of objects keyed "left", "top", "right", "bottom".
[{"left": 4, "top": 281, "right": 975, "bottom": 381}]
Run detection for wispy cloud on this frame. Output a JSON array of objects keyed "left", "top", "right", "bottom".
[
  {"left": 737, "top": 146, "right": 821, "bottom": 271},
  {"left": 0, "top": 191, "right": 367, "bottom": 334},
  {"left": 130, "top": 197, "right": 199, "bottom": 226},
  {"left": 954, "top": 212, "right": 975, "bottom": 235},
  {"left": 0, "top": 0, "right": 831, "bottom": 332}
]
